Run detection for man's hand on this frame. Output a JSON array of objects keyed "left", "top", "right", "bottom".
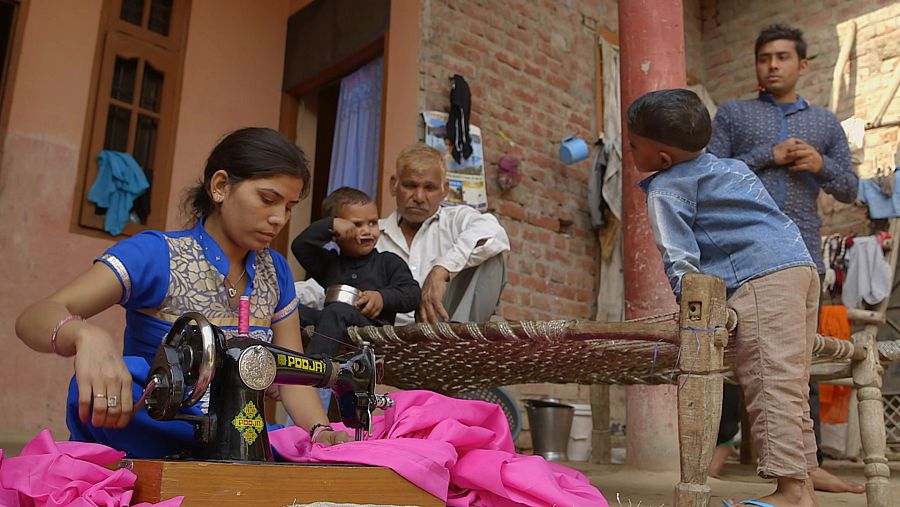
[
  {"left": 417, "top": 266, "right": 451, "bottom": 325},
  {"left": 332, "top": 217, "right": 358, "bottom": 243},
  {"left": 356, "top": 290, "right": 383, "bottom": 319},
  {"left": 787, "top": 140, "right": 824, "bottom": 174},
  {"left": 773, "top": 138, "right": 801, "bottom": 166}
]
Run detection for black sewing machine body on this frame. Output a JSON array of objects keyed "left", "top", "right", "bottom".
[{"left": 141, "top": 312, "right": 389, "bottom": 461}]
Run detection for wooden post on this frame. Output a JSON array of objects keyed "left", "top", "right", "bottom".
[
  {"left": 851, "top": 328, "right": 892, "bottom": 506},
  {"left": 590, "top": 384, "right": 611, "bottom": 464},
  {"left": 845, "top": 388, "right": 861, "bottom": 459},
  {"left": 619, "top": 0, "right": 685, "bottom": 470},
  {"left": 674, "top": 274, "right": 728, "bottom": 507}
]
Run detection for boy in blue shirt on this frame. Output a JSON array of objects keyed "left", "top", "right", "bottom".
[{"left": 628, "top": 89, "right": 819, "bottom": 507}]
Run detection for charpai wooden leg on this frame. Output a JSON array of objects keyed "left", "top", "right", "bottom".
[
  {"left": 674, "top": 274, "right": 728, "bottom": 507},
  {"left": 590, "top": 384, "right": 611, "bottom": 464},
  {"left": 852, "top": 328, "right": 892, "bottom": 507}
]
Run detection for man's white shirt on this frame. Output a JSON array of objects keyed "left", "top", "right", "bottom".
[{"left": 376, "top": 204, "right": 510, "bottom": 325}]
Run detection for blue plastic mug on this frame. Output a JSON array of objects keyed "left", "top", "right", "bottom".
[{"left": 559, "top": 135, "right": 589, "bottom": 165}]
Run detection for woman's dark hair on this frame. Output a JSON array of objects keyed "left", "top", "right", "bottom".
[
  {"left": 755, "top": 24, "right": 807, "bottom": 60},
  {"left": 626, "top": 89, "right": 711, "bottom": 152},
  {"left": 183, "top": 127, "right": 311, "bottom": 222}
]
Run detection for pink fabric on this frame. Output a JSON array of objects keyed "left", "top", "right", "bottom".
[
  {"left": 269, "top": 390, "right": 608, "bottom": 507},
  {"left": 0, "top": 430, "right": 182, "bottom": 507}
]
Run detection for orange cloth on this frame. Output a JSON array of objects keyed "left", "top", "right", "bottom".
[{"left": 818, "top": 305, "right": 852, "bottom": 424}]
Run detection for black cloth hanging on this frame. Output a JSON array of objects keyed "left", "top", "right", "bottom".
[
  {"left": 587, "top": 139, "right": 607, "bottom": 230},
  {"left": 447, "top": 74, "right": 472, "bottom": 163}
]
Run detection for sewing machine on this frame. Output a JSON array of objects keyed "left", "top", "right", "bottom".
[{"left": 139, "top": 312, "right": 392, "bottom": 461}]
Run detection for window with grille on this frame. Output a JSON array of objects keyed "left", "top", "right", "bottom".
[
  {"left": 886, "top": 394, "right": 900, "bottom": 452},
  {"left": 77, "top": 0, "right": 189, "bottom": 235}
]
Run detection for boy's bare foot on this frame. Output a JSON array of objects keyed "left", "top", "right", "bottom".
[{"left": 809, "top": 467, "right": 865, "bottom": 493}]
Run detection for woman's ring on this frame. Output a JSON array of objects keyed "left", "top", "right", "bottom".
[
  {"left": 107, "top": 395, "right": 119, "bottom": 408},
  {"left": 95, "top": 393, "right": 106, "bottom": 398}
]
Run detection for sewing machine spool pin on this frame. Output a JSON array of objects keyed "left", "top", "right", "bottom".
[{"left": 142, "top": 313, "right": 392, "bottom": 461}]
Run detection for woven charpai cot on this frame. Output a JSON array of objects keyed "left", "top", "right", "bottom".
[{"left": 315, "top": 313, "right": 900, "bottom": 394}]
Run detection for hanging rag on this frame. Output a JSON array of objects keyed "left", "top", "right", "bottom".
[
  {"left": 598, "top": 40, "right": 622, "bottom": 221},
  {"left": 822, "top": 234, "right": 852, "bottom": 296},
  {"left": 447, "top": 74, "right": 472, "bottom": 163},
  {"left": 88, "top": 150, "right": 150, "bottom": 235},
  {"left": 841, "top": 235, "right": 892, "bottom": 308},
  {"left": 857, "top": 169, "right": 900, "bottom": 219},
  {"left": 818, "top": 305, "right": 852, "bottom": 424}
]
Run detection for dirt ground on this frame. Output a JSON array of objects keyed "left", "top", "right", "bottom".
[{"left": 568, "top": 459, "right": 900, "bottom": 507}]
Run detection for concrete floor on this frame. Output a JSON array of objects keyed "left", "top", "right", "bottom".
[{"left": 568, "top": 458, "right": 900, "bottom": 507}]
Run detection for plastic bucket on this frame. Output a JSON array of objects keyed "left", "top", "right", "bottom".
[{"left": 524, "top": 399, "right": 574, "bottom": 461}]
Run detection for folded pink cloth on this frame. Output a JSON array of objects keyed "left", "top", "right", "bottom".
[
  {"left": 0, "top": 429, "right": 182, "bottom": 507},
  {"left": 269, "top": 390, "right": 608, "bottom": 507}
]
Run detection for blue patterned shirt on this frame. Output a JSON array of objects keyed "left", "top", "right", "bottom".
[{"left": 707, "top": 92, "right": 858, "bottom": 272}]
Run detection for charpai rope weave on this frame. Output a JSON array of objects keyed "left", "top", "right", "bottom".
[
  {"left": 351, "top": 326, "right": 686, "bottom": 393},
  {"left": 291, "top": 317, "right": 900, "bottom": 395}
]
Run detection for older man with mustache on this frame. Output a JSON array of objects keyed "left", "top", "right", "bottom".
[{"left": 377, "top": 143, "right": 510, "bottom": 326}]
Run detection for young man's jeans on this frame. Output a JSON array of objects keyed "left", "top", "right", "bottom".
[{"left": 729, "top": 265, "right": 819, "bottom": 480}]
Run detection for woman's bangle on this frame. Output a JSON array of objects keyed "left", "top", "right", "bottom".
[
  {"left": 51, "top": 315, "right": 84, "bottom": 356},
  {"left": 310, "top": 423, "right": 333, "bottom": 442}
]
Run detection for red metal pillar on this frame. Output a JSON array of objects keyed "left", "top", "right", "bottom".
[{"left": 619, "top": 0, "right": 685, "bottom": 470}]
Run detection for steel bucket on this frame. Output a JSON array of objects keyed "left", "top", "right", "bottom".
[{"left": 524, "top": 398, "right": 574, "bottom": 461}]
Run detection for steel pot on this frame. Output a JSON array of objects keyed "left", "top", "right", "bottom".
[{"left": 324, "top": 284, "right": 362, "bottom": 306}]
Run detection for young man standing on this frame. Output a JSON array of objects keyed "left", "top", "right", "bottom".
[{"left": 707, "top": 24, "right": 862, "bottom": 494}]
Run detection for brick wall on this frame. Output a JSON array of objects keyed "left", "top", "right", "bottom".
[
  {"left": 418, "top": 0, "right": 617, "bottom": 322},
  {"left": 685, "top": 0, "right": 707, "bottom": 84},
  {"left": 836, "top": 3, "right": 900, "bottom": 180}
]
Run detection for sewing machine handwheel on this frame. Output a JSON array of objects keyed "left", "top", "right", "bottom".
[{"left": 163, "top": 312, "right": 221, "bottom": 408}]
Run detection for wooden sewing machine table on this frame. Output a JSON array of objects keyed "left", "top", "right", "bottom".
[{"left": 124, "top": 459, "right": 443, "bottom": 506}]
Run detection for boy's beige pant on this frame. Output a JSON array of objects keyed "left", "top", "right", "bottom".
[{"left": 729, "top": 265, "right": 820, "bottom": 480}]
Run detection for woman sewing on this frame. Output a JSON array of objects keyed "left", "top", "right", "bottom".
[{"left": 15, "top": 127, "right": 350, "bottom": 458}]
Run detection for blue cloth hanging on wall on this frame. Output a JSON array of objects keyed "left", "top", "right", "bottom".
[
  {"left": 87, "top": 150, "right": 150, "bottom": 235},
  {"left": 858, "top": 170, "right": 900, "bottom": 219},
  {"left": 327, "top": 56, "right": 384, "bottom": 199}
]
